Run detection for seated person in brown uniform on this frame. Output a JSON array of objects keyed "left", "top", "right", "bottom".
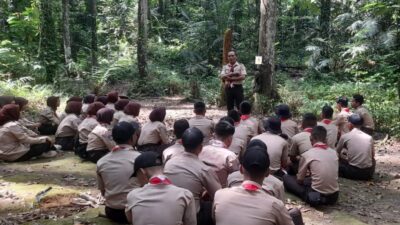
[
  {"left": 162, "top": 119, "right": 189, "bottom": 163},
  {"left": 189, "top": 101, "right": 215, "bottom": 145},
  {"left": 95, "top": 95, "right": 108, "bottom": 105},
  {"left": 105, "top": 91, "right": 119, "bottom": 110},
  {"left": 76, "top": 102, "right": 105, "bottom": 159},
  {"left": 126, "top": 151, "right": 197, "bottom": 225},
  {"left": 252, "top": 117, "right": 289, "bottom": 179},
  {"left": 351, "top": 94, "right": 374, "bottom": 135},
  {"left": 199, "top": 119, "right": 239, "bottom": 187},
  {"left": 227, "top": 110, "right": 252, "bottom": 155},
  {"left": 137, "top": 107, "right": 169, "bottom": 155},
  {"left": 96, "top": 121, "right": 141, "bottom": 224},
  {"left": 87, "top": 108, "right": 115, "bottom": 163},
  {"left": 38, "top": 96, "right": 61, "bottom": 135},
  {"left": 276, "top": 104, "right": 299, "bottom": 139},
  {"left": 239, "top": 101, "right": 262, "bottom": 136},
  {"left": 287, "top": 113, "right": 317, "bottom": 175},
  {"left": 59, "top": 96, "right": 83, "bottom": 122},
  {"left": 336, "top": 114, "right": 375, "bottom": 180},
  {"left": 55, "top": 101, "right": 82, "bottom": 151},
  {"left": 14, "top": 97, "right": 40, "bottom": 133},
  {"left": 82, "top": 94, "right": 96, "bottom": 116},
  {"left": 119, "top": 102, "right": 141, "bottom": 124},
  {"left": 164, "top": 127, "right": 221, "bottom": 225},
  {"left": 317, "top": 105, "right": 338, "bottom": 148},
  {"left": 0, "top": 104, "right": 57, "bottom": 162},
  {"left": 111, "top": 99, "right": 129, "bottom": 126},
  {"left": 213, "top": 146, "right": 295, "bottom": 225},
  {"left": 334, "top": 96, "right": 352, "bottom": 137},
  {"left": 0, "top": 96, "right": 15, "bottom": 108},
  {"left": 283, "top": 126, "right": 339, "bottom": 206}
]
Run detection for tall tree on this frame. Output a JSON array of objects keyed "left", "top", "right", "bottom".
[
  {"left": 255, "top": 0, "right": 278, "bottom": 99},
  {"left": 87, "top": 0, "right": 98, "bottom": 70},
  {"left": 320, "top": 0, "right": 331, "bottom": 38},
  {"left": 137, "top": 0, "right": 149, "bottom": 77},
  {"left": 62, "top": 0, "right": 73, "bottom": 76},
  {"left": 39, "top": 0, "right": 58, "bottom": 83}
]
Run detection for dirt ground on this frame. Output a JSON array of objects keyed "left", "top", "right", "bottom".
[{"left": 0, "top": 97, "right": 399, "bottom": 225}]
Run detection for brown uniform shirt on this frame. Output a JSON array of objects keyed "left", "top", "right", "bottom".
[
  {"left": 281, "top": 119, "right": 299, "bottom": 138},
  {"left": 336, "top": 128, "right": 373, "bottom": 168},
  {"left": 334, "top": 108, "right": 352, "bottom": 134},
  {"left": 289, "top": 131, "right": 312, "bottom": 157},
  {"left": 252, "top": 132, "right": 289, "bottom": 172},
  {"left": 125, "top": 178, "right": 197, "bottom": 225},
  {"left": 229, "top": 123, "right": 252, "bottom": 155},
  {"left": 105, "top": 103, "right": 115, "bottom": 110},
  {"left": 119, "top": 114, "right": 139, "bottom": 124},
  {"left": 162, "top": 141, "right": 184, "bottom": 164},
  {"left": 317, "top": 120, "right": 339, "bottom": 148},
  {"left": 297, "top": 143, "right": 339, "bottom": 194},
  {"left": 96, "top": 145, "right": 140, "bottom": 209},
  {"left": 199, "top": 140, "right": 239, "bottom": 187},
  {"left": 354, "top": 106, "right": 374, "bottom": 129},
  {"left": 78, "top": 117, "right": 99, "bottom": 144},
  {"left": 0, "top": 121, "right": 48, "bottom": 161},
  {"left": 227, "top": 171, "right": 285, "bottom": 202},
  {"left": 189, "top": 115, "right": 214, "bottom": 145},
  {"left": 87, "top": 123, "right": 116, "bottom": 151},
  {"left": 55, "top": 114, "right": 81, "bottom": 138},
  {"left": 213, "top": 181, "right": 294, "bottom": 225},
  {"left": 240, "top": 116, "right": 260, "bottom": 137},
  {"left": 137, "top": 121, "right": 169, "bottom": 146},
  {"left": 39, "top": 107, "right": 60, "bottom": 125},
  {"left": 164, "top": 152, "right": 222, "bottom": 212},
  {"left": 220, "top": 62, "right": 247, "bottom": 85}
]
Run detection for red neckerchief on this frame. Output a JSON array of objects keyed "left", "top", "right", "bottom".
[
  {"left": 313, "top": 143, "right": 328, "bottom": 150},
  {"left": 149, "top": 176, "right": 172, "bottom": 185},
  {"left": 281, "top": 118, "right": 288, "bottom": 122},
  {"left": 176, "top": 139, "right": 182, "bottom": 144},
  {"left": 241, "top": 114, "right": 251, "bottom": 121},
  {"left": 242, "top": 181, "right": 261, "bottom": 191},
  {"left": 111, "top": 145, "right": 132, "bottom": 152},
  {"left": 304, "top": 128, "right": 313, "bottom": 133},
  {"left": 343, "top": 108, "right": 350, "bottom": 113},
  {"left": 228, "top": 63, "right": 237, "bottom": 72},
  {"left": 321, "top": 119, "right": 332, "bottom": 125}
]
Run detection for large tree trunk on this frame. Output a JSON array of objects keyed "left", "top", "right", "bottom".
[
  {"left": 87, "top": 0, "right": 98, "bottom": 70},
  {"left": 255, "top": 0, "right": 278, "bottom": 111},
  {"left": 138, "top": 0, "right": 149, "bottom": 77},
  {"left": 39, "top": 0, "right": 57, "bottom": 83},
  {"left": 218, "top": 29, "right": 233, "bottom": 107},
  {"left": 320, "top": 0, "right": 331, "bottom": 38},
  {"left": 62, "top": 0, "right": 73, "bottom": 76}
]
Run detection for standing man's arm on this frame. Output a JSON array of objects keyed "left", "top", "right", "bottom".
[{"left": 228, "top": 64, "right": 247, "bottom": 81}]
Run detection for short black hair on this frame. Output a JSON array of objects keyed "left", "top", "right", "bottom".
[
  {"left": 182, "top": 127, "right": 204, "bottom": 153},
  {"left": 311, "top": 126, "right": 327, "bottom": 143},
  {"left": 227, "top": 110, "right": 241, "bottom": 123},
  {"left": 174, "top": 119, "right": 189, "bottom": 139},
  {"left": 302, "top": 113, "right": 317, "bottom": 128},
  {"left": 242, "top": 146, "right": 270, "bottom": 179},
  {"left": 215, "top": 121, "right": 235, "bottom": 139},
  {"left": 194, "top": 101, "right": 206, "bottom": 114},
  {"left": 219, "top": 116, "right": 235, "bottom": 126},
  {"left": 336, "top": 96, "right": 349, "bottom": 107},
  {"left": 353, "top": 94, "right": 364, "bottom": 105},
  {"left": 322, "top": 105, "right": 334, "bottom": 119},
  {"left": 239, "top": 101, "right": 252, "bottom": 115},
  {"left": 348, "top": 114, "right": 364, "bottom": 126},
  {"left": 112, "top": 121, "right": 139, "bottom": 144}
]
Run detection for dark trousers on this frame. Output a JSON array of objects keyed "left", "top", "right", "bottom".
[
  {"left": 283, "top": 175, "right": 339, "bottom": 206},
  {"left": 361, "top": 127, "right": 374, "bottom": 136},
  {"left": 287, "top": 160, "right": 299, "bottom": 175},
  {"left": 288, "top": 208, "right": 304, "bottom": 225},
  {"left": 137, "top": 143, "right": 172, "bottom": 157},
  {"left": 38, "top": 123, "right": 58, "bottom": 135},
  {"left": 16, "top": 143, "right": 51, "bottom": 162},
  {"left": 75, "top": 143, "right": 88, "bottom": 160},
  {"left": 55, "top": 136, "right": 75, "bottom": 151},
  {"left": 273, "top": 169, "right": 286, "bottom": 180},
  {"left": 87, "top": 150, "right": 109, "bottom": 163},
  {"left": 339, "top": 159, "right": 375, "bottom": 180},
  {"left": 197, "top": 201, "right": 214, "bottom": 225},
  {"left": 105, "top": 206, "right": 129, "bottom": 224},
  {"left": 225, "top": 84, "right": 244, "bottom": 111}
]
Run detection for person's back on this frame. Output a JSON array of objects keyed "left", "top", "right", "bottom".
[
  {"left": 56, "top": 113, "right": 80, "bottom": 137},
  {"left": 239, "top": 101, "right": 261, "bottom": 136},
  {"left": 351, "top": 94, "right": 374, "bottom": 134},
  {"left": 338, "top": 128, "right": 373, "bottom": 168},
  {"left": 227, "top": 110, "right": 252, "bottom": 155},
  {"left": 87, "top": 123, "right": 115, "bottom": 151},
  {"left": 162, "top": 119, "right": 189, "bottom": 163},
  {"left": 276, "top": 104, "right": 298, "bottom": 138},
  {"left": 317, "top": 105, "right": 338, "bottom": 148},
  {"left": 189, "top": 101, "right": 214, "bottom": 145},
  {"left": 78, "top": 117, "right": 99, "bottom": 144}
]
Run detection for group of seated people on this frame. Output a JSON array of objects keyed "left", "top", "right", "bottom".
[{"left": 0, "top": 92, "right": 376, "bottom": 225}]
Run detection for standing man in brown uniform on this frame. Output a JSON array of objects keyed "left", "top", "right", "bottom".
[
  {"left": 213, "top": 146, "right": 294, "bottom": 225},
  {"left": 351, "top": 94, "right": 374, "bottom": 135},
  {"left": 164, "top": 127, "right": 221, "bottom": 225},
  {"left": 336, "top": 114, "right": 375, "bottom": 180},
  {"left": 126, "top": 152, "right": 197, "bottom": 225},
  {"left": 220, "top": 51, "right": 247, "bottom": 111}
]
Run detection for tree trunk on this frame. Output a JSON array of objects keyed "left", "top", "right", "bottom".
[
  {"left": 256, "top": 0, "right": 278, "bottom": 99},
  {"left": 87, "top": 0, "right": 98, "bottom": 70},
  {"left": 320, "top": 0, "right": 331, "bottom": 38},
  {"left": 62, "top": 0, "right": 73, "bottom": 76},
  {"left": 158, "top": 0, "right": 164, "bottom": 15},
  {"left": 218, "top": 29, "right": 233, "bottom": 107},
  {"left": 138, "top": 0, "right": 149, "bottom": 77},
  {"left": 39, "top": 0, "right": 57, "bottom": 83}
]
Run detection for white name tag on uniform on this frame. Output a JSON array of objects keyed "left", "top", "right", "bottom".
[{"left": 255, "top": 56, "right": 262, "bottom": 65}]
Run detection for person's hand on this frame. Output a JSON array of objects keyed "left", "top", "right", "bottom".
[{"left": 45, "top": 136, "right": 55, "bottom": 145}]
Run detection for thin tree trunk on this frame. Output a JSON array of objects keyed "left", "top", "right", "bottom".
[
  {"left": 62, "top": 0, "right": 73, "bottom": 76},
  {"left": 137, "top": 0, "right": 149, "bottom": 77},
  {"left": 158, "top": 0, "right": 164, "bottom": 15},
  {"left": 320, "top": 0, "right": 331, "bottom": 38},
  {"left": 87, "top": 0, "right": 98, "bottom": 69}
]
